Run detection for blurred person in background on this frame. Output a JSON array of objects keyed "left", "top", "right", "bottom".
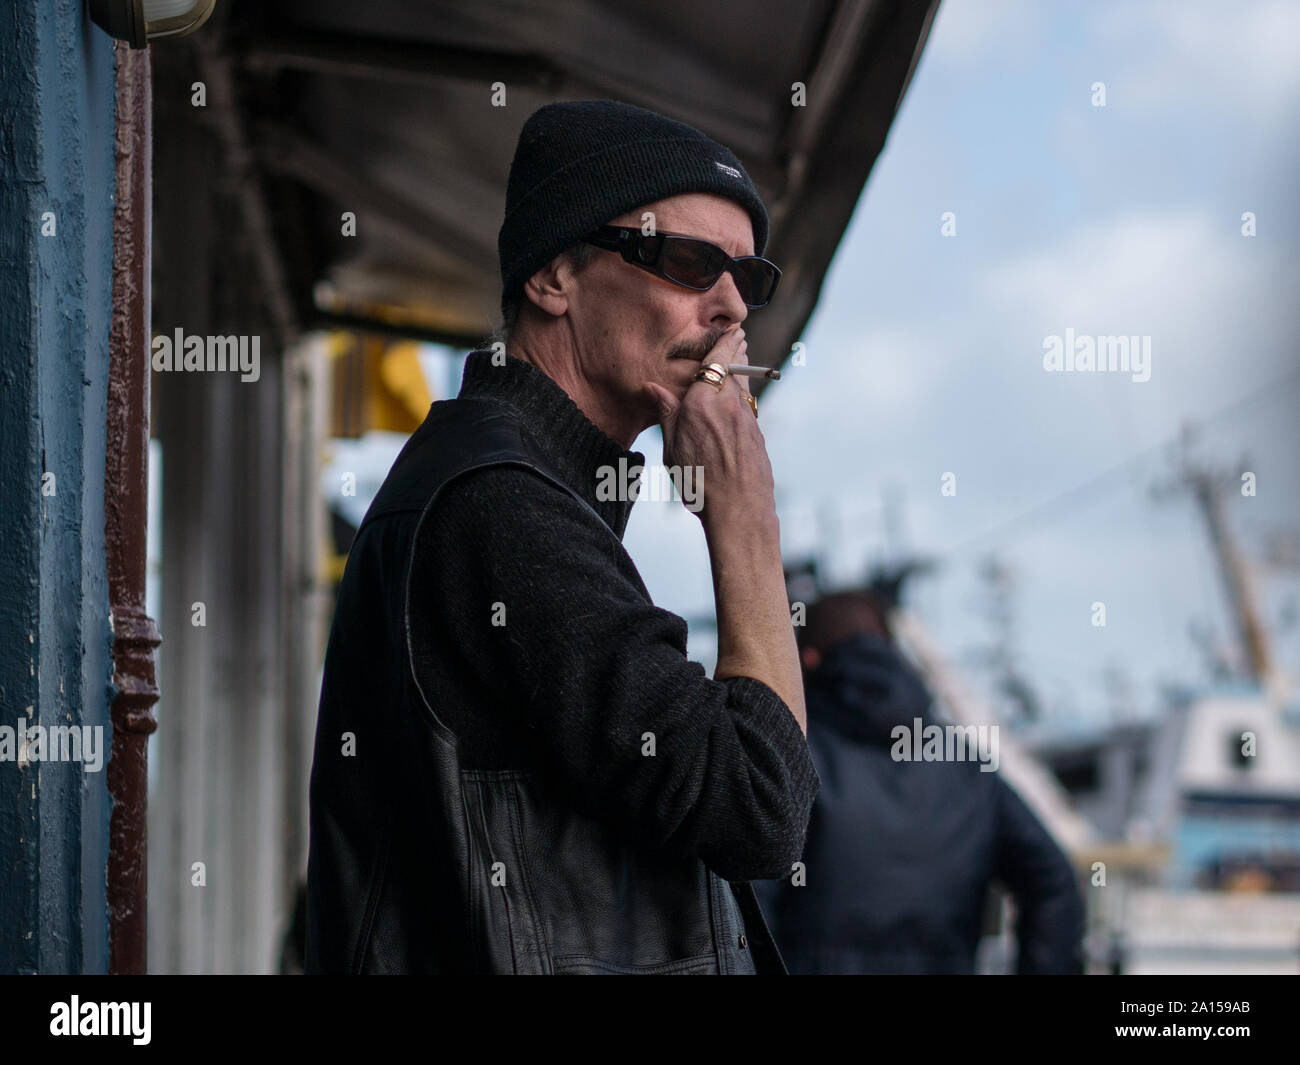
[{"left": 754, "top": 586, "right": 1084, "bottom": 974}]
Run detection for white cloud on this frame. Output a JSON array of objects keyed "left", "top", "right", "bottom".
[
  {"left": 981, "top": 209, "right": 1287, "bottom": 395},
  {"left": 1093, "top": 0, "right": 1300, "bottom": 130},
  {"left": 985, "top": 211, "right": 1221, "bottom": 312}
]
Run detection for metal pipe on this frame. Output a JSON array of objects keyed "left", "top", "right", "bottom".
[{"left": 106, "top": 40, "right": 161, "bottom": 975}]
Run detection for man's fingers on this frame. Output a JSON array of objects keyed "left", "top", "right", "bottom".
[
  {"left": 720, "top": 329, "right": 752, "bottom": 397},
  {"left": 715, "top": 328, "right": 750, "bottom": 382},
  {"left": 730, "top": 329, "right": 748, "bottom": 364}
]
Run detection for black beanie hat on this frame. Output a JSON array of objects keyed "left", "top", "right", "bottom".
[{"left": 498, "top": 99, "right": 770, "bottom": 316}]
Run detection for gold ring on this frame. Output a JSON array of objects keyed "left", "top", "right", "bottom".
[
  {"left": 743, "top": 392, "right": 758, "bottom": 418},
  {"left": 693, "top": 361, "right": 728, "bottom": 391}
]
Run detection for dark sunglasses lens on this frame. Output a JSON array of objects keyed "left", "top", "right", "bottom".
[
  {"left": 732, "top": 260, "right": 778, "bottom": 306},
  {"left": 649, "top": 235, "right": 779, "bottom": 306},
  {"left": 661, "top": 238, "right": 727, "bottom": 288}
]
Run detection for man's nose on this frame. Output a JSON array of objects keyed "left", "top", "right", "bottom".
[{"left": 708, "top": 268, "right": 748, "bottom": 326}]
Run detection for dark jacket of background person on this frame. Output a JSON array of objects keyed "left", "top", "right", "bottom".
[
  {"left": 754, "top": 630, "right": 1084, "bottom": 974},
  {"left": 305, "top": 350, "right": 818, "bottom": 974}
]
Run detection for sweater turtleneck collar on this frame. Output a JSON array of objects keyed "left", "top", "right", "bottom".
[{"left": 456, "top": 349, "right": 647, "bottom": 541}]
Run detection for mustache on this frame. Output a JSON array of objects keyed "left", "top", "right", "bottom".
[{"left": 668, "top": 328, "right": 727, "bottom": 362}]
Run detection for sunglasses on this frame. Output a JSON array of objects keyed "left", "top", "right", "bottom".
[{"left": 583, "top": 225, "right": 781, "bottom": 308}]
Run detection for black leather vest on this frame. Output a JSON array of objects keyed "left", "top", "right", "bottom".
[{"left": 305, "top": 396, "right": 787, "bottom": 974}]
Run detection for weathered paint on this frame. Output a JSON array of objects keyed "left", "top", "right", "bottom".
[{"left": 0, "top": 0, "right": 118, "bottom": 973}]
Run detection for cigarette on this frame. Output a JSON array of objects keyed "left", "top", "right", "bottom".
[{"left": 727, "top": 364, "right": 781, "bottom": 380}]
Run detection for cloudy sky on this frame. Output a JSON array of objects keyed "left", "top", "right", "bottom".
[{"left": 616, "top": 0, "right": 1300, "bottom": 731}]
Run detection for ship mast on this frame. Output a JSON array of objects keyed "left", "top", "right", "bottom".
[{"left": 1152, "top": 422, "right": 1272, "bottom": 685}]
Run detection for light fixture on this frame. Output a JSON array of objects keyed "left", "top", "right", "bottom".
[{"left": 89, "top": 0, "right": 217, "bottom": 48}]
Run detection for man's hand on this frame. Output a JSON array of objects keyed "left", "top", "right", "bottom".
[
  {"left": 643, "top": 324, "right": 776, "bottom": 530},
  {"left": 642, "top": 325, "right": 806, "bottom": 735}
]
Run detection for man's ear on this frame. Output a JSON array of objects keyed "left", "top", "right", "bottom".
[{"left": 522, "top": 256, "right": 573, "bottom": 320}]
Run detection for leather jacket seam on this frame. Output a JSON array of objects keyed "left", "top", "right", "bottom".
[
  {"left": 506, "top": 774, "right": 553, "bottom": 973},
  {"left": 350, "top": 826, "right": 392, "bottom": 974},
  {"left": 706, "top": 871, "right": 728, "bottom": 974},
  {"left": 469, "top": 778, "right": 519, "bottom": 972}
]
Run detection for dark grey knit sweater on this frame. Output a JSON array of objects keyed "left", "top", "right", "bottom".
[{"left": 406, "top": 349, "right": 818, "bottom": 882}]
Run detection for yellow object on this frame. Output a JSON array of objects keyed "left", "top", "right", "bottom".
[
  {"left": 330, "top": 334, "right": 433, "bottom": 437},
  {"left": 325, "top": 551, "right": 349, "bottom": 586}
]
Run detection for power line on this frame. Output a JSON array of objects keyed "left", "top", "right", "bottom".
[{"left": 935, "top": 364, "right": 1300, "bottom": 557}]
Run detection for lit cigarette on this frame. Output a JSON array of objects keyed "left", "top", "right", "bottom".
[{"left": 727, "top": 364, "right": 781, "bottom": 380}]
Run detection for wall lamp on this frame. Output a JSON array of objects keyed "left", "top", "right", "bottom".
[{"left": 89, "top": 0, "right": 217, "bottom": 48}]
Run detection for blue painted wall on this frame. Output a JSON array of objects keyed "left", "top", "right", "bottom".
[{"left": 0, "top": 0, "right": 118, "bottom": 973}]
